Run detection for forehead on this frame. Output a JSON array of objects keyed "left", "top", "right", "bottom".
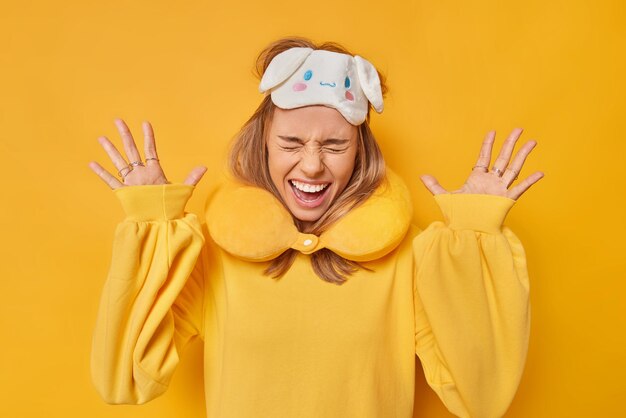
[{"left": 269, "top": 105, "right": 357, "bottom": 139}]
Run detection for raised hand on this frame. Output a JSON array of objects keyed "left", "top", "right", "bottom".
[
  {"left": 419, "top": 128, "right": 544, "bottom": 201},
  {"left": 88, "top": 119, "right": 207, "bottom": 190}
]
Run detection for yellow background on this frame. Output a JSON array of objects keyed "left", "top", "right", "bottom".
[{"left": 1, "top": 0, "right": 624, "bottom": 417}]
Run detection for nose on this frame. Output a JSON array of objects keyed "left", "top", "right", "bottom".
[{"left": 299, "top": 149, "right": 324, "bottom": 178}]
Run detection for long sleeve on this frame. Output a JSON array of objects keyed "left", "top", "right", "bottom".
[
  {"left": 90, "top": 183, "right": 206, "bottom": 404},
  {"left": 413, "top": 193, "right": 530, "bottom": 418}
]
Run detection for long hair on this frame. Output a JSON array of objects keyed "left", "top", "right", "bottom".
[{"left": 228, "top": 36, "right": 388, "bottom": 285}]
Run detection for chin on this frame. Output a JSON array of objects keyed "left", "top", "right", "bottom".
[{"left": 290, "top": 207, "right": 326, "bottom": 224}]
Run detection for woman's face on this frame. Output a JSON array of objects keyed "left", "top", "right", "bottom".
[{"left": 266, "top": 105, "right": 358, "bottom": 227}]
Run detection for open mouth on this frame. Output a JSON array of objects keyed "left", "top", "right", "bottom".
[{"left": 289, "top": 180, "right": 331, "bottom": 207}]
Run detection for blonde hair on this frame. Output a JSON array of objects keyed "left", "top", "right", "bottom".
[{"left": 228, "top": 36, "right": 388, "bottom": 285}]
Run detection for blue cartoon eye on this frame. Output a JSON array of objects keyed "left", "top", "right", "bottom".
[
  {"left": 344, "top": 76, "right": 351, "bottom": 88},
  {"left": 304, "top": 70, "right": 313, "bottom": 81}
]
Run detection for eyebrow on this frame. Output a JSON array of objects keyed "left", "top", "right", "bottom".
[{"left": 277, "top": 135, "right": 350, "bottom": 145}]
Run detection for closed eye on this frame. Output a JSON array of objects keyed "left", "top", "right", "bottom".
[
  {"left": 276, "top": 136, "right": 351, "bottom": 153},
  {"left": 323, "top": 147, "right": 348, "bottom": 153},
  {"left": 279, "top": 145, "right": 301, "bottom": 151}
]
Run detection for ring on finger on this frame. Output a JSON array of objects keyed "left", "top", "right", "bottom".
[
  {"left": 506, "top": 168, "right": 519, "bottom": 180},
  {"left": 121, "top": 168, "right": 134, "bottom": 179},
  {"left": 117, "top": 166, "right": 132, "bottom": 178},
  {"left": 129, "top": 160, "right": 144, "bottom": 168},
  {"left": 491, "top": 167, "right": 504, "bottom": 176},
  {"left": 472, "top": 164, "right": 488, "bottom": 172},
  {"left": 146, "top": 157, "right": 160, "bottom": 162}
]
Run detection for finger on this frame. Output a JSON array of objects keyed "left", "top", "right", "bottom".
[
  {"left": 184, "top": 166, "right": 208, "bottom": 186},
  {"left": 97, "top": 136, "right": 130, "bottom": 174},
  {"left": 501, "top": 140, "right": 537, "bottom": 186},
  {"left": 492, "top": 127, "right": 523, "bottom": 173},
  {"left": 474, "top": 130, "right": 496, "bottom": 170},
  {"left": 88, "top": 161, "right": 124, "bottom": 190},
  {"left": 506, "top": 171, "right": 544, "bottom": 200},
  {"left": 114, "top": 118, "right": 143, "bottom": 164},
  {"left": 142, "top": 121, "right": 160, "bottom": 162},
  {"left": 419, "top": 174, "right": 448, "bottom": 195}
]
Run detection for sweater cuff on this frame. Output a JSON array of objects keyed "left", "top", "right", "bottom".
[
  {"left": 433, "top": 193, "right": 516, "bottom": 234},
  {"left": 113, "top": 183, "right": 195, "bottom": 221}
]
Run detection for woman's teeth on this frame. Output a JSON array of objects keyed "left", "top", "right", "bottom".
[{"left": 290, "top": 180, "right": 329, "bottom": 193}]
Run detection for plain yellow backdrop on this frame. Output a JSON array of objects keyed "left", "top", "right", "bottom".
[{"left": 1, "top": 0, "right": 624, "bottom": 417}]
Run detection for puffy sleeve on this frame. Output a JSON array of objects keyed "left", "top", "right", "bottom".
[
  {"left": 90, "top": 183, "right": 206, "bottom": 405},
  {"left": 412, "top": 193, "right": 530, "bottom": 418}
]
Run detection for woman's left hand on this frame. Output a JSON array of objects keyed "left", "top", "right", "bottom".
[{"left": 419, "top": 128, "right": 544, "bottom": 201}]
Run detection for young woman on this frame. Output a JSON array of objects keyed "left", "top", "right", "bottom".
[{"left": 88, "top": 37, "right": 543, "bottom": 418}]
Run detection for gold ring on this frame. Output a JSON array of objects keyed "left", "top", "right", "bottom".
[
  {"left": 117, "top": 166, "right": 131, "bottom": 178},
  {"left": 506, "top": 168, "right": 519, "bottom": 180},
  {"left": 472, "top": 165, "right": 488, "bottom": 172}
]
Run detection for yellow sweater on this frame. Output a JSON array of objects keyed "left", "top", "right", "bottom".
[{"left": 90, "top": 170, "right": 530, "bottom": 418}]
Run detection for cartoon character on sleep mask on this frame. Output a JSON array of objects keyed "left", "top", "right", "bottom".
[{"left": 258, "top": 47, "right": 384, "bottom": 125}]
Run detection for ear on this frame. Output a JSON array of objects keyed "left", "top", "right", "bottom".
[
  {"left": 259, "top": 47, "right": 314, "bottom": 93},
  {"left": 354, "top": 56, "right": 384, "bottom": 113}
]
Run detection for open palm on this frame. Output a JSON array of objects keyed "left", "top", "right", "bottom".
[
  {"left": 88, "top": 119, "right": 207, "bottom": 190},
  {"left": 420, "top": 128, "right": 544, "bottom": 200}
]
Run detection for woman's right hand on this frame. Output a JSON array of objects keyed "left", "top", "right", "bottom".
[{"left": 88, "top": 118, "right": 207, "bottom": 189}]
